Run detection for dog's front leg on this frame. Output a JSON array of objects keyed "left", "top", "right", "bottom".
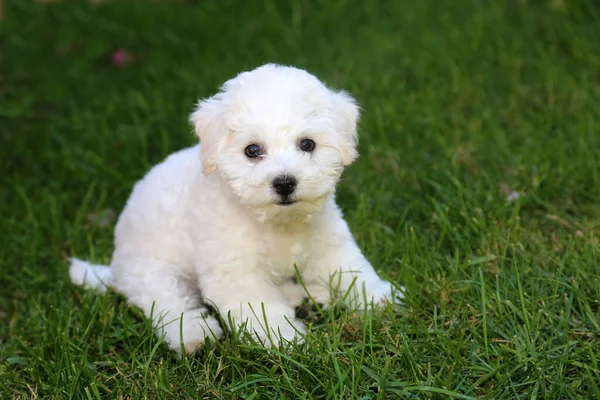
[
  {"left": 303, "top": 221, "right": 403, "bottom": 310},
  {"left": 197, "top": 261, "right": 306, "bottom": 347}
]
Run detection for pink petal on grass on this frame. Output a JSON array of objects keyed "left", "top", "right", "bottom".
[{"left": 111, "top": 49, "right": 134, "bottom": 67}]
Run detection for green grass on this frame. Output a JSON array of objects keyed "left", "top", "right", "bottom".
[{"left": 1, "top": 0, "right": 600, "bottom": 398}]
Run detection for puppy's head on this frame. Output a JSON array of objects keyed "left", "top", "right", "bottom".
[{"left": 190, "top": 64, "right": 360, "bottom": 223}]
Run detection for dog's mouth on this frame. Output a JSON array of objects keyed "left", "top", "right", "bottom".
[{"left": 278, "top": 198, "right": 297, "bottom": 206}]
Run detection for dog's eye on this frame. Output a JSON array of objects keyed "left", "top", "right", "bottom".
[
  {"left": 244, "top": 144, "right": 262, "bottom": 158},
  {"left": 298, "top": 139, "right": 316, "bottom": 153}
]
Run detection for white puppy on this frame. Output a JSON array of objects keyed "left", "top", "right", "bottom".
[{"left": 70, "top": 64, "right": 401, "bottom": 355}]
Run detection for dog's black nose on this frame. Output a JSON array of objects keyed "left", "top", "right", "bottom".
[{"left": 272, "top": 175, "right": 297, "bottom": 197}]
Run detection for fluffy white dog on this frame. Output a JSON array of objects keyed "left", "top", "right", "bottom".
[{"left": 70, "top": 64, "right": 401, "bottom": 355}]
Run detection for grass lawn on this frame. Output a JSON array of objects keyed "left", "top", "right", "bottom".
[{"left": 1, "top": 0, "right": 600, "bottom": 398}]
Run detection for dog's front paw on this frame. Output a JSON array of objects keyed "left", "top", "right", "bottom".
[
  {"left": 161, "top": 309, "right": 223, "bottom": 356},
  {"left": 243, "top": 314, "right": 306, "bottom": 348},
  {"left": 353, "top": 280, "right": 404, "bottom": 310}
]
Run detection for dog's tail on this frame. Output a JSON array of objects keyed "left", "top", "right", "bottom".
[{"left": 69, "top": 258, "right": 113, "bottom": 293}]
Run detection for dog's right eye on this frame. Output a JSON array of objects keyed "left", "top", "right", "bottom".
[{"left": 244, "top": 144, "right": 261, "bottom": 158}]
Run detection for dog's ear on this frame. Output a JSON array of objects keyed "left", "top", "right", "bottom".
[
  {"left": 330, "top": 90, "right": 360, "bottom": 166},
  {"left": 190, "top": 96, "right": 229, "bottom": 176}
]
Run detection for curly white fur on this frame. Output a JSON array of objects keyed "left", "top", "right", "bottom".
[{"left": 70, "top": 64, "right": 403, "bottom": 355}]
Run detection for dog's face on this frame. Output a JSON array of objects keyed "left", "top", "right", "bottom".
[{"left": 190, "top": 64, "right": 360, "bottom": 223}]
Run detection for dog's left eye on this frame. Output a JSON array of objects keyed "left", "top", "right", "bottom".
[
  {"left": 298, "top": 139, "right": 316, "bottom": 153},
  {"left": 245, "top": 144, "right": 262, "bottom": 158}
]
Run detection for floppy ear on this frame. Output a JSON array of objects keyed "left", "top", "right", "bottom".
[
  {"left": 189, "top": 95, "right": 229, "bottom": 176},
  {"left": 329, "top": 90, "right": 360, "bottom": 166}
]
